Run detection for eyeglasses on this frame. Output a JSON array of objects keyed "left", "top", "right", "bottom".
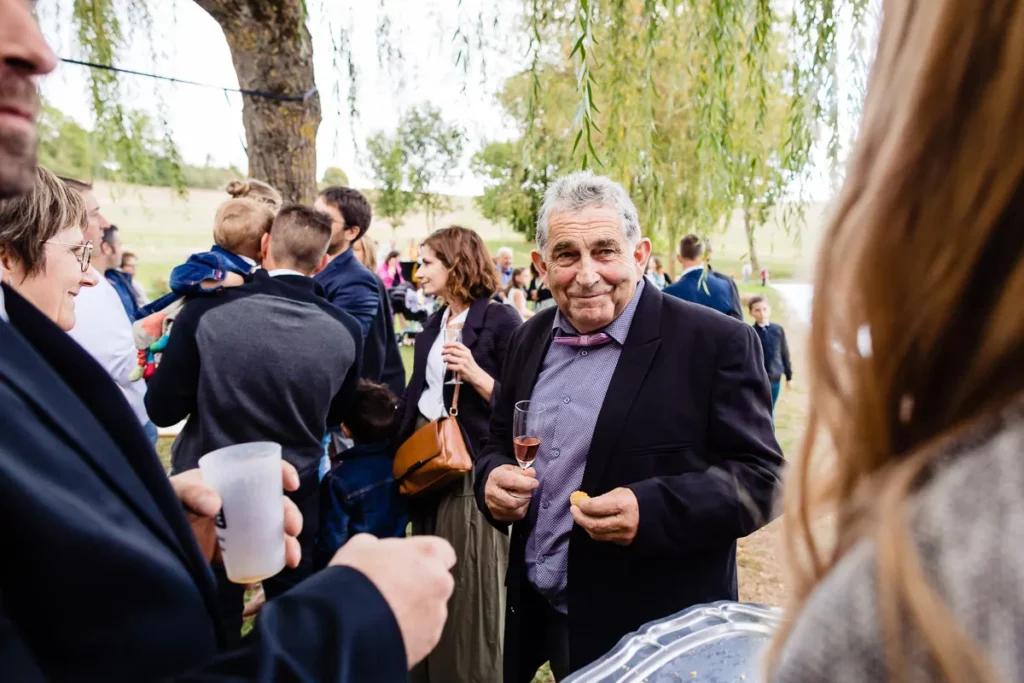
[{"left": 47, "top": 239, "right": 93, "bottom": 273}]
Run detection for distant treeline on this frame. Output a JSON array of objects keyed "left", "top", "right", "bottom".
[{"left": 37, "top": 101, "right": 243, "bottom": 190}]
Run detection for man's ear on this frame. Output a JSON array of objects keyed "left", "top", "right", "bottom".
[
  {"left": 634, "top": 238, "right": 652, "bottom": 275},
  {"left": 676, "top": 253, "right": 684, "bottom": 266},
  {"left": 530, "top": 250, "right": 547, "bottom": 279},
  {"left": 311, "top": 253, "right": 329, "bottom": 276},
  {"left": 260, "top": 233, "right": 271, "bottom": 265},
  {"left": 346, "top": 227, "right": 361, "bottom": 244}
]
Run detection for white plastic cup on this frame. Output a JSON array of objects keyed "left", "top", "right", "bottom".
[{"left": 198, "top": 441, "right": 286, "bottom": 584}]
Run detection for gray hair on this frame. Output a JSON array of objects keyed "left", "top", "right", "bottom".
[
  {"left": 535, "top": 171, "right": 641, "bottom": 254},
  {"left": 496, "top": 247, "right": 513, "bottom": 258}
]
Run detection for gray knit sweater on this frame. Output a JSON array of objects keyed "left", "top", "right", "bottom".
[{"left": 772, "top": 402, "right": 1024, "bottom": 682}]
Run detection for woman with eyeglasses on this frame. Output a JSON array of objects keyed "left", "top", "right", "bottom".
[{"left": 0, "top": 166, "right": 97, "bottom": 331}]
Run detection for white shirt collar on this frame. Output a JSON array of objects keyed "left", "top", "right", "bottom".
[
  {"left": 267, "top": 269, "right": 306, "bottom": 278},
  {"left": 681, "top": 264, "right": 706, "bottom": 278},
  {"left": 240, "top": 254, "right": 257, "bottom": 267}
]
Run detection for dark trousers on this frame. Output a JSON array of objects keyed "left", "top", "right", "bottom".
[
  {"left": 214, "top": 467, "right": 320, "bottom": 644},
  {"left": 513, "top": 583, "right": 571, "bottom": 683}
]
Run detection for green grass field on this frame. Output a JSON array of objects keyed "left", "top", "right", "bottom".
[{"left": 97, "top": 182, "right": 824, "bottom": 298}]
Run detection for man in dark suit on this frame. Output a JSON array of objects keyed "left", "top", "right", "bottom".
[
  {"left": 474, "top": 172, "right": 783, "bottom": 681},
  {"left": 0, "top": 5, "right": 453, "bottom": 678},
  {"left": 313, "top": 186, "right": 406, "bottom": 396},
  {"left": 663, "top": 234, "right": 744, "bottom": 320}
]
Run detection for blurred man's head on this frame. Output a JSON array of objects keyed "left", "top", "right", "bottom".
[
  {"left": 120, "top": 251, "right": 137, "bottom": 276},
  {"left": 0, "top": 0, "right": 58, "bottom": 198},
  {"left": 59, "top": 177, "right": 110, "bottom": 247},
  {"left": 496, "top": 247, "right": 513, "bottom": 271},
  {"left": 314, "top": 186, "right": 372, "bottom": 257},
  {"left": 677, "top": 234, "right": 704, "bottom": 269},
  {"left": 260, "top": 204, "right": 333, "bottom": 276},
  {"left": 95, "top": 225, "right": 122, "bottom": 273}
]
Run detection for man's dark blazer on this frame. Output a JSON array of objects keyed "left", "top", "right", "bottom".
[
  {"left": 0, "top": 284, "right": 406, "bottom": 682},
  {"left": 396, "top": 296, "right": 522, "bottom": 458},
  {"left": 369, "top": 273, "right": 408, "bottom": 397},
  {"left": 710, "top": 267, "right": 744, "bottom": 320},
  {"left": 473, "top": 283, "right": 783, "bottom": 679},
  {"left": 663, "top": 268, "right": 743, "bottom": 320}
]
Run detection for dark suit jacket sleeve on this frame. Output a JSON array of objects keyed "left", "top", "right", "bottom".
[
  {"left": 485, "top": 304, "right": 522, "bottom": 410},
  {"left": 144, "top": 301, "right": 206, "bottom": 427},
  {"left": 327, "top": 312, "right": 365, "bottom": 429},
  {"left": 727, "top": 278, "right": 743, "bottom": 320},
  {"left": 327, "top": 274, "right": 378, "bottom": 341},
  {"left": 474, "top": 322, "right": 523, "bottom": 531},
  {"left": 626, "top": 325, "right": 783, "bottom": 557},
  {"left": 780, "top": 326, "right": 793, "bottom": 381},
  {"left": 175, "top": 567, "right": 406, "bottom": 681}
]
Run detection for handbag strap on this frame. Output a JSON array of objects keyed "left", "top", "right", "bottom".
[{"left": 448, "top": 379, "right": 461, "bottom": 417}]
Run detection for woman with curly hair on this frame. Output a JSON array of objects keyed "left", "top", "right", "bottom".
[{"left": 396, "top": 225, "right": 522, "bottom": 683}]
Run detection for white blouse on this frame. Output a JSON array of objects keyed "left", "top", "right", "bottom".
[{"left": 417, "top": 307, "right": 469, "bottom": 421}]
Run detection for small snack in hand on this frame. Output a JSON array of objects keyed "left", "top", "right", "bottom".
[{"left": 569, "top": 490, "right": 590, "bottom": 507}]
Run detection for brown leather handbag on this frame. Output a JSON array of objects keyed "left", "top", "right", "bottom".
[{"left": 393, "top": 382, "right": 473, "bottom": 496}]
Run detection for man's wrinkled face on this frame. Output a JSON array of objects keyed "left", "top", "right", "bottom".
[
  {"left": 0, "top": 0, "right": 57, "bottom": 198},
  {"left": 532, "top": 205, "right": 651, "bottom": 334}
]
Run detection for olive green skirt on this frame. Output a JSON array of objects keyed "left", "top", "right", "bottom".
[{"left": 409, "top": 418, "right": 509, "bottom": 683}]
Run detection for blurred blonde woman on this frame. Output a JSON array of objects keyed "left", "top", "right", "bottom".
[
  {"left": 353, "top": 233, "right": 378, "bottom": 271},
  {"left": 768, "top": 3, "right": 1024, "bottom": 682}
]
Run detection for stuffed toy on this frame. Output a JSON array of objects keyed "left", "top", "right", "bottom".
[{"left": 130, "top": 298, "right": 184, "bottom": 382}]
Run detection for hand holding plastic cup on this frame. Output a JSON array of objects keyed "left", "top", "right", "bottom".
[{"left": 198, "top": 441, "right": 286, "bottom": 584}]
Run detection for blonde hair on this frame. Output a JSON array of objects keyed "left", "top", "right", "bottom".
[
  {"left": 212, "top": 198, "right": 275, "bottom": 261},
  {"left": 355, "top": 233, "right": 378, "bottom": 271},
  {"left": 0, "top": 167, "right": 86, "bottom": 276},
  {"left": 226, "top": 179, "right": 282, "bottom": 211},
  {"left": 768, "top": 2, "right": 1024, "bottom": 681}
]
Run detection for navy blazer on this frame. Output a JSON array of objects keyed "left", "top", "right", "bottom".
[
  {"left": 474, "top": 284, "right": 783, "bottom": 678},
  {"left": 397, "top": 297, "right": 522, "bottom": 458},
  {"left": 663, "top": 268, "right": 743, "bottom": 320},
  {"left": 0, "top": 284, "right": 406, "bottom": 681}
]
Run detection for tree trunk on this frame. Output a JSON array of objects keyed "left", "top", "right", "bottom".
[
  {"left": 193, "top": 0, "right": 321, "bottom": 204},
  {"left": 744, "top": 206, "right": 761, "bottom": 273}
]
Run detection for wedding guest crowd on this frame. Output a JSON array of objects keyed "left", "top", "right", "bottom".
[{"left": 5, "top": 1, "right": 1019, "bottom": 682}]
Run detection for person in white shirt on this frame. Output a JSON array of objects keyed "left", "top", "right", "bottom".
[{"left": 60, "top": 178, "right": 156, "bottom": 444}]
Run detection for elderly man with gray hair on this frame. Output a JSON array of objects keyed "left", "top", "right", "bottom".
[{"left": 474, "top": 171, "right": 783, "bottom": 681}]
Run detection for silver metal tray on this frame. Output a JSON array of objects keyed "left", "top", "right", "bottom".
[{"left": 564, "top": 601, "right": 781, "bottom": 683}]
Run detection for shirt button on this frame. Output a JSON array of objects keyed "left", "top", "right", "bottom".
[
  {"left": 552, "top": 448, "right": 561, "bottom": 457},
  {"left": 581, "top": 350, "right": 588, "bottom": 357},
  {"left": 538, "top": 557, "right": 546, "bottom": 565},
  {"left": 542, "top": 501, "right": 550, "bottom": 510},
  {"left": 563, "top": 396, "right": 571, "bottom": 404}
]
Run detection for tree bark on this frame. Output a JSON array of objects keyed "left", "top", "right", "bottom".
[
  {"left": 193, "top": 0, "right": 321, "bottom": 204},
  {"left": 744, "top": 206, "right": 761, "bottom": 273}
]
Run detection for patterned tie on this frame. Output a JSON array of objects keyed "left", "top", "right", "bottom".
[{"left": 552, "top": 332, "right": 613, "bottom": 348}]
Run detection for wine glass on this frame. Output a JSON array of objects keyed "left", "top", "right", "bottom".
[
  {"left": 513, "top": 401, "right": 546, "bottom": 471},
  {"left": 443, "top": 323, "right": 464, "bottom": 385}
]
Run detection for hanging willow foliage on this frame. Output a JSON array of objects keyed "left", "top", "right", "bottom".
[{"left": 55, "top": 0, "right": 874, "bottom": 230}]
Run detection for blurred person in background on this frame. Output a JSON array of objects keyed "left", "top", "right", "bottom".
[
  {"left": 496, "top": 246, "right": 515, "bottom": 288},
  {"left": 504, "top": 267, "right": 533, "bottom": 320},
  {"left": 527, "top": 262, "right": 555, "bottom": 312},
  {"left": 120, "top": 250, "right": 149, "bottom": 304},
  {"left": 768, "top": 3, "right": 1024, "bottom": 682},
  {"left": 101, "top": 225, "right": 143, "bottom": 320},
  {"left": 644, "top": 256, "right": 667, "bottom": 289},
  {"left": 378, "top": 249, "right": 405, "bottom": 289},
  {"left": 353, "top": 232, "right": 378, "bottom": 271}
]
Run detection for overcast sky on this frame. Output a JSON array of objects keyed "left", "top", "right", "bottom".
[{"left": 37, "top": 0, "right": 526, "bottom": 195}]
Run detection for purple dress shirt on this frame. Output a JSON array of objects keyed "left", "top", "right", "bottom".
[{"left": 525, "top": 280, "right": 646, "bottom": 614}]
